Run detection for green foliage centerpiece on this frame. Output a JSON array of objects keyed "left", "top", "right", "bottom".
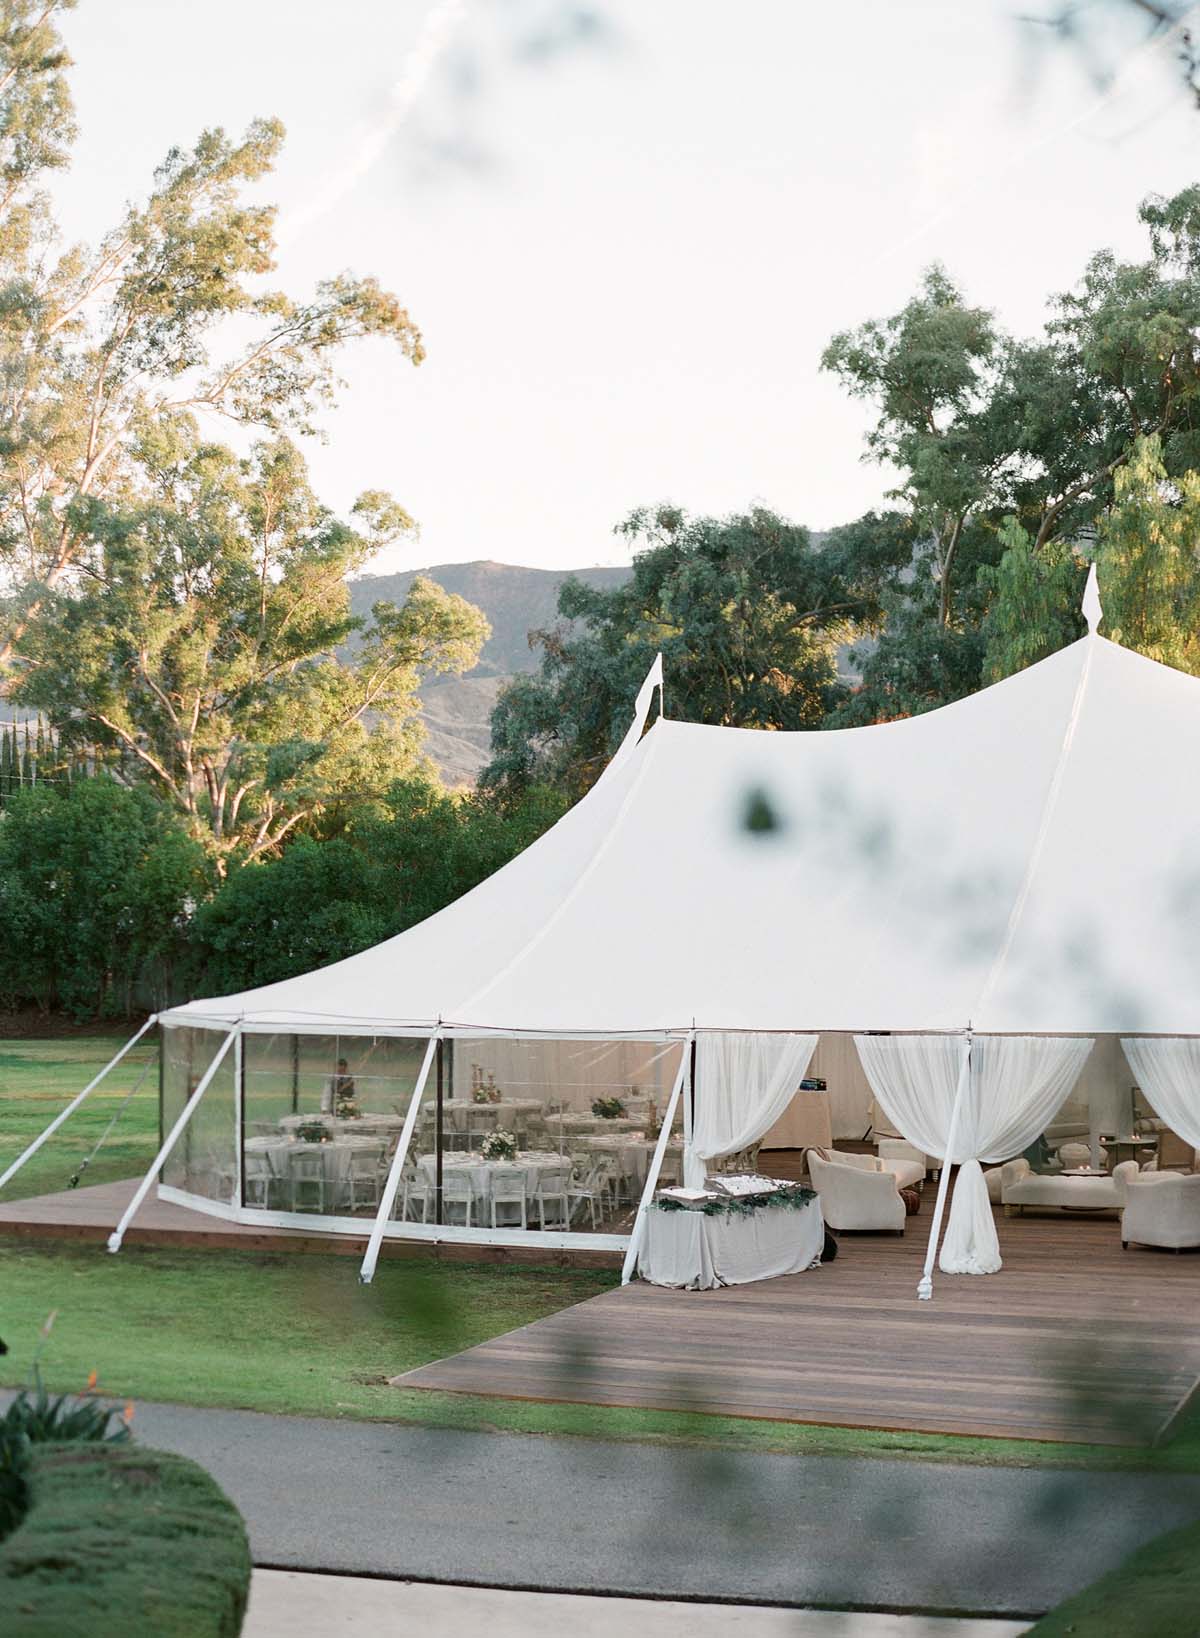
[{"left": 591, "top": 1097, "right": 626, "bottom": 1120}]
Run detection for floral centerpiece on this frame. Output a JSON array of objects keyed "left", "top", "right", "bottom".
[
  {"left": 334, "top": 1093, "right": 360, "bottom": 1120},
  {"left": 472, "top": 1085, "right": 503, "bottom": 1105},
  {"left": 591, "top": 1097, "right": 626, "bottom": 1120},
  {"left": 296, "top": 1120, "right": 329, "bottom": 1144},
  {"left": 480, "top": 1129, "right": 518, "bottom": 1162}
]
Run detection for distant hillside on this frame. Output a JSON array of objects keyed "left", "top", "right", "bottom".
[{"left": 349, "top": 560, "right": 631, "bottom": 785}]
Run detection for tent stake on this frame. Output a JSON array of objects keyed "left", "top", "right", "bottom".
[
  {"left": 359, "top": 1031, "right": 440, "bottom": 1284},
  {"left": 917, "top": 1035, "right": 972, "bottom": 1301},
  {"left": 107, "top": 1024, "right": 238, "bottom": 1253},
  {"left": 621, "top": 1031, "right": 694, "bottom": 1284},
  {"left": 0, "top": 1015, "right": 158, "bottom": 1194}
]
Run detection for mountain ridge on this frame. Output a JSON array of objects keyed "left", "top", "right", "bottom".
[{"left": 349, "top": 559, "right": 632, "bottom": 784}]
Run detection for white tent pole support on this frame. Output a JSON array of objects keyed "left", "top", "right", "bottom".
[
  {"left": 107, "top": 1024, "right": 238, "bottom": 1254},
  {"left": 233, "top": 1026, "right": 244, "bottom": 1209},
  {"left": 359, "top": 1030, "right": 440, "bottom": 1285},
  {"left": 917, "top": 1035, "right": 972, "bottom": 1302},
  {"left": 0, "top": 1014, "right": 158, "bottom": 1194},
  {"left": 621, "top": 1029, "right": 695, "bottom": 1285}
]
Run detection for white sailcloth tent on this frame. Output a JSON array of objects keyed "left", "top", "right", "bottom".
[{"left": 7, "top": 574, "right": 1200, "bottom": 1292}]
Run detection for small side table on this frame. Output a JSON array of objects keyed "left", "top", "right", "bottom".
[{"left": 1099, "top": 1135, "right": 1157, "bottom": 1173}]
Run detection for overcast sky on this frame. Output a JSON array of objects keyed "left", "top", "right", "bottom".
[{"left": 54, "top": 0, "right": 1200, "bottom": 573}]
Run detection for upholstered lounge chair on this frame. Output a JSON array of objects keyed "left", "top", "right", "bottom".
[
  {"left": 1122, "top": 1171, "right": 1200, "bottom": 1250},
  {"left": 806, "top": 1149, "right": 906, "bottom": 1232}
]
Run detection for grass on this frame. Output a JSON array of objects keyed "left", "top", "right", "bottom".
[
  {"left": 0, "top": 1037, "right": 159, "bottom": 1202},
  {"left": 1029, "top": 1516, "right": 1200, "bottom": 1635},
  {"left": 4, "top": 1038, "right": 1200, "bottom": 1474}
]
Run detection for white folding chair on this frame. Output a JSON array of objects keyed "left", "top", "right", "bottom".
[
  {"left": 535, "top": 1166, "right": 571, "bottom": 1230},
  {"left": 289, "top": 1149, "right": 328, "bottom": 1213},
  {"left": 440, "top": 1170, "right": 475, "bottom": 1226},
  {"left": 489, "top": 1165, "right": 528, "bottom": 1229},
  {"left": 243, "top": 1150, "right": 277, "bottom": 1210},
  {"left": 567, "top": 1160, "right": 607, "bottom": 1230},
  {"left": 346, "top": 1144, "right": 383, "bottom": 1211}
]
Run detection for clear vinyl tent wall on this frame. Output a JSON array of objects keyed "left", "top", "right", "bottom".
[{"left": 155, "top": 1022, "right": 685, "bottom": 1252}]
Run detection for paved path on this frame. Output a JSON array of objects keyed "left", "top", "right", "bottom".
[
  {"left": 108, "top": 1399, "right": 1200, "bottom": 1616},
  {"left": 244, "top": 1569, "right": 1031, "bottom": 1637}
]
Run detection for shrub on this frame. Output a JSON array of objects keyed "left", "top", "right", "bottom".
[{"left": 0, "top": 1443, "right": 250, "bottom": 1637}]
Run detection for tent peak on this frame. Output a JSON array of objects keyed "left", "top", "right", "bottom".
[{"left": 1082, "top": 562, "right": 1103, "bottom": 635}]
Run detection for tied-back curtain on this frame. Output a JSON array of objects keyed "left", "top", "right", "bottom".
[
  {"left": 1121, "top": 1038, "right": 1200, "bottom": 1149},
  {"left": 854, "top": 1034, "right": 1094, "bottom": 1276},
  {"left": 684, "top": 1032, "right": 818, "bottom": 1190}
]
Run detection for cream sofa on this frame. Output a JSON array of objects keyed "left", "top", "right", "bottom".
[
  {"left": 1000, "top": 1157, "right": 1139, "bottom": 1216},
  {"left": 1122, "top": 1172, "right": 1200, "bottom": 1250},
  {"left": 806, "top": 1150, "right": 907, "bottom": 1232},
  {"left": 877, "top": 1137, "right": 932, "bottom": 1178}
]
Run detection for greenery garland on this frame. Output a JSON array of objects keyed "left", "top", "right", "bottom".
[{"left": 654, "top": 1183, "right": 816, "bottom": 1218}]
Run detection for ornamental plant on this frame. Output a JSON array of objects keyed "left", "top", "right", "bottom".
[
  {"left": 480, "top": 1129, "right": 518, "bottom": 1162},
  {"left": 591, "top": 1097, "right": 626, "bottom": 1120}
]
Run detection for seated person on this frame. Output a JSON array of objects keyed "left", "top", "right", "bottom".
[
  {"left": 1021, "top": 1133, "right": 1059, "bottom": 1174},
  {"left": 321, "top": 1058, "right": 356, "bottom": 1115}
]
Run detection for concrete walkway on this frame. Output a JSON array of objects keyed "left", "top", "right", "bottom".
[
  {"left": 243, "top": 1570, "right": 1032, "bottom": 1637},
  {"left": 116, "top": 1398, "right": 1200, "bottom": 1617}
]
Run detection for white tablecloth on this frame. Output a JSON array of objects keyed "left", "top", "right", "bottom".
[
  {"left": 638, "top": 1197, "right": 825, "bottom": 1290},
  {"left": 246, "top": 1135, "right": 382, "bottom": 1186},
  {"left": 557, "top": 1115, "right": 640, "bottom": 1136},
  {"left": 416, "top": 1150, "right": 567, "bottom": 1203}
]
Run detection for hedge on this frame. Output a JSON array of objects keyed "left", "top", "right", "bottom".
[{"left": 0, "top": 1443, "right": 250, "bottom": 1637}]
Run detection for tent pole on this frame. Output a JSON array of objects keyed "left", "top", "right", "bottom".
[
  {"left": 359, "top": 1030, "right": 440, "bottom": 1285},
  {"left": 622, "top": 1031, "right": 694, "bottom": 1285},
  {"left": 234, "top": 1026, "right": 245, "bottom": 1210},
  {"left": 107, "top": 1024, "right": 238, "bottom": 1254},
  {"left": 0, "top": 1014, "right": 158, "bottom": 1194},
  {"left": 917, "top": 1034, "right": 972, "bottom": 1301}
]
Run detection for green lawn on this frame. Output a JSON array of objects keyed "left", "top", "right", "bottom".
[
  {"left": 0, "top": 1037, "right": 159, "bottom": 1202},
  {"left": 4, "top": 1038, "right": 1200, "bottom": 1473}
]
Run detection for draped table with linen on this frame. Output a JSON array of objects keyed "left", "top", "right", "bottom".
[
  {"left": 245, "top": 1134, "right": 382, "bottom": 1192},
  {"left": 416, "top": 1149, "right": 566, "bottom": 1206},
  {"left": 638, "top": 1195, "right": 825, "bottom": 1290}
]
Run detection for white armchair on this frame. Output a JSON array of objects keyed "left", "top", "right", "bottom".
[
  {"left": 807, "top": 1149, "right": 906, "bottom": 1232},
  {"left": 1122, "top": 1171, "right": 1200, "bottom": 1251}
]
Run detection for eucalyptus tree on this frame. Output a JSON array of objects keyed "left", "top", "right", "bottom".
[
  {"left": 13, "top": 432, "right": 489, "bottom": 867},
  {"left": 0, "top": 0, "right": 424, "bottom": 665},
  {"left": 483, "top": 504, "right": 886, "bottom": 797}
]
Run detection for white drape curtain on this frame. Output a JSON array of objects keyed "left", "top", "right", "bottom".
[
  {"left": 1121, "top": 1038, "right": 1200, "bottom": 1148},
  {"left": 684, "top": 1032, "right": 819, "bottom": 1190},
  {"left": 854, "top": 1034, "right": 1095, "bottom": 1275}
]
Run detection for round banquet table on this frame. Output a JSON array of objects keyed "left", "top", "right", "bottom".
[
  {"left": 246, "top": 1134, "right": 382, "bottom": 1192},
  {"left": 638, "top": 1194, "right": 825, "bottom": 1290},
  {"left": 555, "top": 1114, "right": 639, "bottom": 1137},
  {"left": 415, "top": 1149, "right": 568, "bottom": 1205},
  {"left": 434, "top": 1099, "right": 546, "bottom": 1133}
]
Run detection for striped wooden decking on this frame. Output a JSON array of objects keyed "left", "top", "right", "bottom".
[{"left": 395, "top": 1205, "right": 1200, "bottom": 1445}]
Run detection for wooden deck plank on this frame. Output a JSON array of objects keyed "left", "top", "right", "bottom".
[{"left": 394, "top": 1206, "right": 1200, "bottom": 1445}]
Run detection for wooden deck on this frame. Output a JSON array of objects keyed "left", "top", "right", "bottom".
[{"left": 395, "top": 1205, "right": 1200, "bottom": 1446}]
